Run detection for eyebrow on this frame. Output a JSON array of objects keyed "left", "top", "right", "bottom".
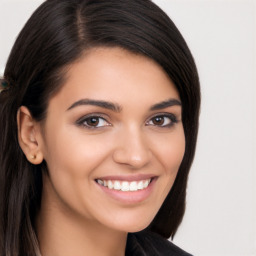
[
  {"left": 67, "top": 98, "right": 181, "bottom": 112},
  {"left": 150, "top": 98, "right": 182, "bottom": 111},
  {"left": 67, "top": 99, "right": 122, "bottom": 112}
]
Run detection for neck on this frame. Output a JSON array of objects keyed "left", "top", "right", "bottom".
[{"left": 36, "top": 181, "right": 127, "bottom": 256}]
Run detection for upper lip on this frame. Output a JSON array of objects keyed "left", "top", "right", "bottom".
[{"left": 95, "top": 174, "right": 156, "bottom": 181}]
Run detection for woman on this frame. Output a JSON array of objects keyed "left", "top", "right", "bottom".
[{"left": 0, "top": 0, "right": 200, "bottom": 255}]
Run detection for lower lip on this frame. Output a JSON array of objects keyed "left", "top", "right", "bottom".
[{"left": 95, "top": 178, "right": 157, "bottom": 204}]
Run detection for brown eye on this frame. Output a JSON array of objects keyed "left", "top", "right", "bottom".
[
  {"left": 152, "top": 116, "right": 165, "bottom": 126},
  {"left": 77, "top": 115, "right": 110, "bottom": 128},
  {"left": 147, "top": 114, "right": 177, "bottom": 127},
  {"left": 86, "top": 117, "right": 100, "bottom": 127}
]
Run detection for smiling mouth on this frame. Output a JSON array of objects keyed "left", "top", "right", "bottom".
[{"left": 95, "top": 178, "right": 152, "bottom": 192}]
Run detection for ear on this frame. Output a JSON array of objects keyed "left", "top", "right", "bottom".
[{"left": 17, "top": 106, "right": 44, "bottom": 165}]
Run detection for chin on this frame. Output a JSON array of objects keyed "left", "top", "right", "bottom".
[{"left": 105, "top": 212, "right": 156, "bottom": 234}]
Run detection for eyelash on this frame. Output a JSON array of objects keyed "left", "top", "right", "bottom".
[
  {"left": 76, "top": 113, "right": 178, "bottom": 129},
  {"left": 76, "top": 114, "right": 111, "bottom": 129},
  {"left": 146, "top": 113, "right": 178, "bottom": 128}
]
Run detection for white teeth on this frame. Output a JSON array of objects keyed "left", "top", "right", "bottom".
[
  {"left": 129, "top": 181, "right": 137, "bottom": 191},
  {"left": 144, "top": 179, "right": 150, "bottom": 187},
  {"left": 97, "top": 179, "right": 104, "bottom": 186},
  {"left": 137, "top": 181, "right": 144, "bottom": 190},
  {"left": 108, "top": 180, "right": 114, "bottom": 189},
  {"left": 96, "top": 178, "right": 152, "bottom": 191},
  {"left": 114, "top": 181, "right": 121, "bottom": 190},
  {"left": 121, "top": 181, "right": 130, "bottom": 191}
]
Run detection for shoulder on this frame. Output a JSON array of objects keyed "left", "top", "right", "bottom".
[{"left": 126, "top": 230, "right": 193, "bottom": 256}]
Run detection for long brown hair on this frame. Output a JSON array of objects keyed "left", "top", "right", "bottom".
[{"left": 0, "top": 0, "right": 200, "bottom": 255}]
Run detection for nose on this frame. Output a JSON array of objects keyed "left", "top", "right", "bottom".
[{"left": 112, "top": 127, "right": 152, "bottom": 169}]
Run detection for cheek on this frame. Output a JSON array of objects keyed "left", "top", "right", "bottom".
[
  {"left": 165, "top": 138, "right": 185, "bottom": 173},
  {"left": 152, "top": 128, "right": 186, "bottom": 196},
  {"left": 42, "top": 125, "right": 112, "bottom": 175},
  {"left": 40, "top": 127, "right": 115, "bottom": 216},
  {"left": 154, "top": 129, "right": 185, "bottom": 172}
]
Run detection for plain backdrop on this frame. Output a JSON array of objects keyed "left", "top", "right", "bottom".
[{"left": 0, "top": 0, "right": 255, "bottom": 255}]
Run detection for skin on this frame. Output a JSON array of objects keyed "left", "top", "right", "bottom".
[{"left": 18, "top": 47, "right": 185, "bottom": 256}]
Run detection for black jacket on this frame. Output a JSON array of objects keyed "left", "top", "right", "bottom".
[{"left": 125, "top": 230, "right": 192, "bottom": 256}]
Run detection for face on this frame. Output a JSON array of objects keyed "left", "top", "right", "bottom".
[{"left": 37, "top": 47, "right": 185, "bottom": 233}]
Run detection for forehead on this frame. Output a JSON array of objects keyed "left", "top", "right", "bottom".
[{"left": 48, "top": 47, "right": 180, "bottom": 110}]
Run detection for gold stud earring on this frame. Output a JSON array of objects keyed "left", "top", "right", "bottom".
[{"left": 31, "top": 155, "right": 36, "bottom": 160}]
